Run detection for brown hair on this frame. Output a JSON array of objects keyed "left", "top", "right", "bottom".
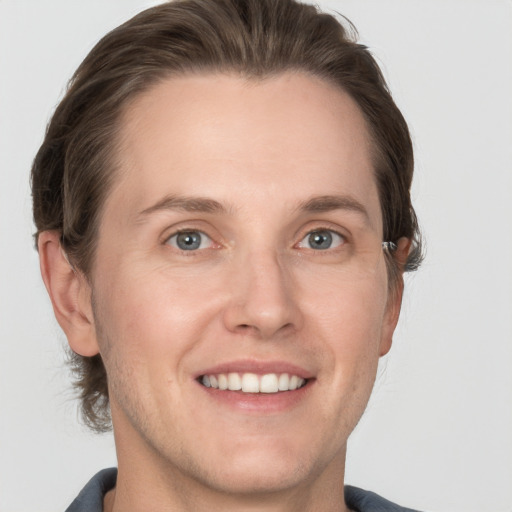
[{"left": 31, "top": 0, "right": 423, "bottom": 432}]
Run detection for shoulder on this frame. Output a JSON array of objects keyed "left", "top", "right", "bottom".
[
  {"left": 345, "top": 485, "right": 424, "bottom": 512},
  {"left": 65, "top": 468, "right": 117, "bottom": 512}
]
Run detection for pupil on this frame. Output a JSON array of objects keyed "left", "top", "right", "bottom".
[
  {"left": 309, "top": 231, "right": 332, "bottom": 250},
  {"left": 177, "top": 232, "right": 201, "bottom": 250}
]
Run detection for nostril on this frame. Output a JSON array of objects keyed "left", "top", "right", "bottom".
[
  {"left": 232, "top": 322, "right": 296, "bottom": 339},
  {"left": 235, "top": 324, "right": 257, "bottom": 334}
]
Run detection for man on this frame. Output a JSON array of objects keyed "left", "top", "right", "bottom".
[{"left": 32, "top": 0, "right": 423, "bottom": 510}]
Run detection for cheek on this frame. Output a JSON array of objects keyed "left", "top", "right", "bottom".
[
  {"left": 92, "top": 262, "right": 224, "bottom": 361},
  {"left": 306, "top": 265, "right": 389, "bottom": 336},
  {"left": 306, "top": 272, "right": 388, "bottom": 389},
  {"left": 320, "top": 297, "right": 385, "bottom": 385}
]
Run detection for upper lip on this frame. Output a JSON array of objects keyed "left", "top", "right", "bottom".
[{"left": 195, "top": 359, "right": 315, "bottom": 380}]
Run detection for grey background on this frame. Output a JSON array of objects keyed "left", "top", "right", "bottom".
[{"left": 1, "top": 1, "right": 511, "bottom": 510}]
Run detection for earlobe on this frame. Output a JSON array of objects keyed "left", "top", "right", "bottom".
[
  {"left": 38, "top": 231, "right": 99, "bottom": 357},
  {"left": 379, "top": 237, "right": 411, "bottom": 356},
  {"left": 379, "top": 284, "right": 402, "bottom": 356}
]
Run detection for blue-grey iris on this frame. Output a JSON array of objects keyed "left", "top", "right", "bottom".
[
  {"left": 176, "top": 232, "right": 202, "bottom": 250},
  {"left": 308, "top": 230, "right": 333, "bottom": 250}
]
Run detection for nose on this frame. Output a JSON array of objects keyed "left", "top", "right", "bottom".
[{"left": 222, "top": 249, "right": 303, "bottom": 339}]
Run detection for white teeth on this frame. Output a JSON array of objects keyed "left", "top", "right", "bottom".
[
  {"left": 278, "top": 373, "right": 289, "bottom": 391},
  {"left": 241, "top": 373, "right": 260, "bottom": 392},
  {"left": 218, "top": 373, "right": 228, "bottom": 390},
  {"left": 201, "top": 372, "right": 307, "bottom": 393},
  {"left": 260, "top": 373, "right": 279, "bottom": 393},
  {"left": 227, "top": 372, "right": 242, "bottom": 390}
]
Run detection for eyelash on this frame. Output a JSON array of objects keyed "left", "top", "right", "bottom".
[
  {"left": 164, "top": 226, "right": 348, "bottom": 254},
  {"left": 296, "top": 228, "right": 347, "bottom": 251},
  {"left": 165, "top": 229, "right": 217, "bottom": 252}
]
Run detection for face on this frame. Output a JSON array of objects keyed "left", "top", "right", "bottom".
[{"left": 86, "top": 73, "right": 400, "bottom": 497}]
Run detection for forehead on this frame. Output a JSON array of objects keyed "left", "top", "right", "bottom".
[{"left": 107, "top": 72, "right": 381, "bottom": 229}]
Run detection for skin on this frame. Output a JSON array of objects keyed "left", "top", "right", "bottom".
[{"left": 39, "top": 72, "right": 408, "bottom": 512}]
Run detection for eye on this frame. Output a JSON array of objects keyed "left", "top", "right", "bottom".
[
  {"left": 297, "top": 229, "right": 346, "bottom": 251},
  {"left": 166, "top": 230, "right": 214, "bottom": 251}
]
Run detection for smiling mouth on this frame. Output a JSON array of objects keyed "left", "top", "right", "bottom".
[{"left": 199, "top": 372, "right": 308, "bottom": 393}]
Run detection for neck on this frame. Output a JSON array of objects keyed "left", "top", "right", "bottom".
[{"left": 106, "top": 467, "right": 350, "bottom": 512}]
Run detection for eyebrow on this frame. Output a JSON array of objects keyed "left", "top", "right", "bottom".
[
  {"left": 136, "top": 193, "right": 369, "bottom": 222},
  {"left": 137, "top": 195, "right": 228, "bottom": 219},
  {"left": 297, "top": 195, "right": 370, "bottom": 222}
]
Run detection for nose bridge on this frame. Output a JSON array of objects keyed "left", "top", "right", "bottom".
[{"left": 224, "top": 244, "right": 300, "bottom": 338}]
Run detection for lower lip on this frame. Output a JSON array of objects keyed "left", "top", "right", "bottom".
[{"left": 197, "top": 380, "right": 314, "bottom": 414}]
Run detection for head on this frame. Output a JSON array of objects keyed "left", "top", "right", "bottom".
[{"left": 32, "top": 0, "right": 421, "bottom": 473}]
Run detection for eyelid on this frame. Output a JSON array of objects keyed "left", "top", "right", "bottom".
[
  {"left": 159, "top": 218, "right": 218, "bottom": 241},
  {"left": 294, "top": 223, "right": 350, "bottom": 248},
  {"left": 165, "top": 229, "right": 213, "bottom": 249},
  {"left": 161, "top": 222, "right": 225, "bottom": 253},
  {"left": 160, "top": 221, "right": 351, "bottom": 253},
  {"left": 295, "top": 228, "right": 347, "bottom": 250}
]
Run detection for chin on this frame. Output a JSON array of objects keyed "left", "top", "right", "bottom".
[
  {"left": 186, "top": 439, "right": 319, "bottom": 496},
  {"left": 203, "top": 461, "right": 308, "bottom": 496}
]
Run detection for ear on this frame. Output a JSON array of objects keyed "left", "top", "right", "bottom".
[
  {"left": 38, "top": 231, "right": 99, "bottom": 357},
  {"left": 379, "top": 237, "right": 412, "bottom": 356}
]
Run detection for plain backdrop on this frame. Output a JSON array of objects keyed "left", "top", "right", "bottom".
[{"left": 1, "top": 1, "right": 511, "bottom": 511}]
